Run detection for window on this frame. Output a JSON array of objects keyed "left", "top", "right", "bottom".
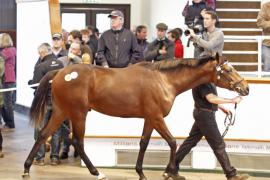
[{"left": 60, "top": 3, "right": 130, "bottom": 32}]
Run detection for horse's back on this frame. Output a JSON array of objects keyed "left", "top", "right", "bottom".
[{"left": 51, "top": 64, "right": 175, "bottom": 118}]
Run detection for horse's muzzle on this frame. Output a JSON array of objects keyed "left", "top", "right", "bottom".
[{"left": 239, "top": 86, "right": 249, "bottom": 96}]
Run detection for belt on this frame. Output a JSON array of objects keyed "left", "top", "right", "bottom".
[{"left": 194, "top": 107, "right": 215, "bottom": 112}]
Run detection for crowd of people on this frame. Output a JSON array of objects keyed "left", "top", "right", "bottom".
[{"left": 1, "top": 0, "right": 269, "bottom": 179}]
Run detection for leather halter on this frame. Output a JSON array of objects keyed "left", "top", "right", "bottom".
[{"left": 216, "top": 61, "right": 244, "bottom": 93}]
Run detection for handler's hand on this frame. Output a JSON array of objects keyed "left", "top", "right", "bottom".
[
  {"left": 159, "top": 49, "right": 167, "bottom": 55},
  {"left": 188, "top": 28, "right": 196, "bottom": 38},
  {"left": 221, "top": 108, "right": 232, "bottom": 116},
  {"left": 232, "top": 96, "right": 243, "bottom": 104}
]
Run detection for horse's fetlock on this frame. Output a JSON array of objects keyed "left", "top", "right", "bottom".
[
  {"left": 90, "top": 169, "right": 99, "bottom": 176},
  {"left": 24, "top": 159, "right": 32, "bottom": 169},
  {"left": 135, "top": 166, "right": 143, "bottom": 174}
]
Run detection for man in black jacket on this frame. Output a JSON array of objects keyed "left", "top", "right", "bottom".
[
  {"left": 28, "top": 43, "right": 63, "bottom": 166},
  {"left": 135, "top": 25, "right": 149, "bottom": 62},
  {"left": 144, "top": 23, "right": 175, "bottom": 61},
  {"left": 97, "top": 10, "right": 140, "bottom": 68},
  {"left": 29, "top": 43, "right": 63, "bottom": 84}
]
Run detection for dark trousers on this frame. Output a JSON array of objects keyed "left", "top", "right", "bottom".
[
  {"left": 175, "top": 109, "right": 237, "bottom": 178},
  {"left": 0, "top": 130, "right": 2, "bottom": 151},
  {"left": 2, "top": 83, "right": 15, "bottom": 128}
]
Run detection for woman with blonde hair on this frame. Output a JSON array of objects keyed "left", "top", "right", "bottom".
[
  {"left": 0, "top": 54, "right": 5, "bottom": 157},
  {"left": 0, "top": 33, "right": 5, "bottom": 157},
  {"left": 0, "top": 33, "right": 16, "bottom": 131}
]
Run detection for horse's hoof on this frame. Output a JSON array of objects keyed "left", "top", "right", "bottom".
[
  {"left": 139, "top": 177, "right": 147, "bottom": 180},
  {"left": 163, "top": 172, "right": 186, "bottom": 180},
  {"left": 98, "top": 173, "right": 107, "bottom": 180},
  {"left": 163, "top": 173, "right": 173, "bottom": 180},
  {"left": 22, "top": 172, "right": 30, "bottom": 178}
]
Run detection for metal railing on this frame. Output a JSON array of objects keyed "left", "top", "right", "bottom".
[{"left": 224, "top": 35, "right": 270, "bottom": 78}]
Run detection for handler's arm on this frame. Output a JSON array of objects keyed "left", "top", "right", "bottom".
[{"left": 205, "top": 93, "right": 242, "bottom": 105}]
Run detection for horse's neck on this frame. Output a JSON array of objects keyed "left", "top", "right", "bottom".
[{"left": 166, "top": 66, "right": 214, "bottom": 95}]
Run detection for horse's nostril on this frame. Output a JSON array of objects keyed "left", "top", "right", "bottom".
[{"left": 246, "top": 87, "right": 249, "bottom": 95}]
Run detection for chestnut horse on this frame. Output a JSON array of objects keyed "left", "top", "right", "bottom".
[{"left": 23, "top": 55, "right": 249, "bottom": 180}]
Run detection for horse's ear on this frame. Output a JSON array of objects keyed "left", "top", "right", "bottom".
[{"left": 215, "top": 53, "right": 220, "bottom": 64}]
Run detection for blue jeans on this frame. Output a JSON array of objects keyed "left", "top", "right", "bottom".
[
  {"left": 262, "top": 45, "right": 270, "bottom": 71},
  {"left": 0, "top": 130, "right": 2, "bottom": 151},
  {"left": 34, "top": 107, "right": 61, "bottom": 160},
  {"left": 61, "top": 120, "right": 71, "bottom": 153},
  {"left": 2, "top": 82, "right": 15, "bottom": 128}
]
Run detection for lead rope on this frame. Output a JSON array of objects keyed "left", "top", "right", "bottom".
[{"left": 222, "top": 103, "right": 237, "bottom": 138}]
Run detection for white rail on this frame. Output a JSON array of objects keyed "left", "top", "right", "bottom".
[{"left": 224, "top": 35, "right": 270, "bottom": 78}]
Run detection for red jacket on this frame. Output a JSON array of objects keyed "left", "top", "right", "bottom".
[{"left": 174, "top": 39, "right": 184, "bottom": 58}]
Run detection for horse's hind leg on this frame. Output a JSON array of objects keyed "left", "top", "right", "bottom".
[
  {"left": 0, "top": 130, "right": 3, "bottom": 158},
  {"left": 23, "top": 110, "right": 65, "bottom": 177},
  {"left": 70, "top": 112, "right": 106, "bottom": 180},
  {"left": 135, "top": 120, "right": 153, "bottom": 180}
]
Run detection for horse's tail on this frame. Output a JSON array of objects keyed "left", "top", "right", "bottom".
[{"left": 29, "top": 70, "right": 59, "bottom": 128}]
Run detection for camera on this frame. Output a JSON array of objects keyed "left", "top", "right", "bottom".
[
  {"left": 184, "top": 25, "right": 203, "bottom": 36},
  {"left": 184, "top": 16, "right": 204, "bottom": 36}
]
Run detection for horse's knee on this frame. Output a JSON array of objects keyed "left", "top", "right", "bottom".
[
  {"left": 37, "top": 132, "right": 48, "bottom": 143},
  {"left": 72, "top": 137, "right": 83, "bottom": 147},
  {"left": 72, "top": 138, "right": 78, "bottom": 145},
  {"left": 168, "top": 138, "right": 177, "bottom": 150},
  {"left": 139, "top": 138, "right": 149, "bottom": 151}
]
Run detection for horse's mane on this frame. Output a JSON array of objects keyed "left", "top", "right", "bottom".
[{"left": 138, "top": 56, "right": 216, "bottom": 72}]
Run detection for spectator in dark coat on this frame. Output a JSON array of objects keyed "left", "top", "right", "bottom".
[
  {"left": 184, "top": 0, "right": 211, "bottom": 28},
  {"left": 144, "top": 23, "right": 175, "bottom": 61},
  {"left": 28, "top": 43, "right": 63, "bottom": 166},
  {"left": 51, "top": 33, "right": 67, "bottom": 59},
  {"left": 97, "top": 10, "right": 140, "bottom": 68},
  {"left": 86, "top": 26, "right": 99, "bottom": 64},
  {"left": 134, "top": 25, "right": 149, "bottom": 63}
]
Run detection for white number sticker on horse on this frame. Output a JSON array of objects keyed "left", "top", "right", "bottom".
[
  {"left": 64, "top": 74, "right": 72, "bottom": 81},
  {"left": 70, "top": 72, "right": 78, "bottom": 79}
]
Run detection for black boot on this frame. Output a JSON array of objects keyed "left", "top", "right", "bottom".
[{"left": 60, "top": 152, "right": 68, "bottom": 159}]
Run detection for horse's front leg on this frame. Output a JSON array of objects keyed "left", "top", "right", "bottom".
[
  {"left": 151, "top": 117, "right": 186, "bottom": 180},
  {"left": 0, "top": 130, "right": 3, "bottom": 158},
  {"left": 135, "top": 120, "right": 153, "bottom": 180},
  {"left": 70, "top": 112, "right": 107, "bottom": 180}
]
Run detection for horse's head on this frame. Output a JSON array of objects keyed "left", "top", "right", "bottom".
[{"left": 214, "top": 55, "right": 249, "bottom": 96}]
